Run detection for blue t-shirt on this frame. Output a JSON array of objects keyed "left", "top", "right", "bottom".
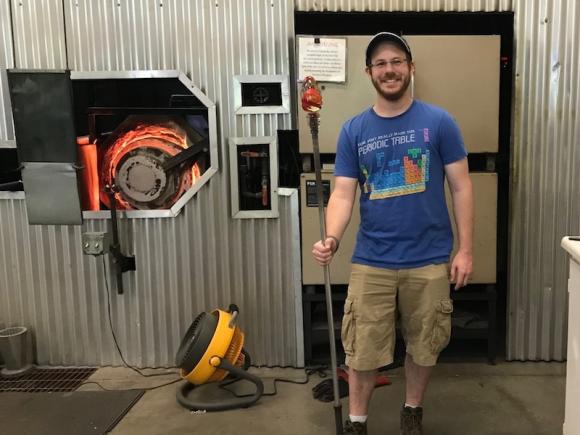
[{"left": 334, "top": 100, "right": 467, "bottom": 269}]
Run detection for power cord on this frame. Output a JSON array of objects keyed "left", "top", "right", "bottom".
[
  {"left": 77, "top": 258, "right": 182, "bottom": 392},
  {"left": 101, "top": 257, "right": 177, "bottom": 378},
  {"left": 79, "top": 378, "right": 182, "bottom": 392},
  {"left": 217, "top": 364, "right": 329, "bottom": 398}
]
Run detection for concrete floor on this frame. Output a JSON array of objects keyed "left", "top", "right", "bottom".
[{"left": 78, "top": 362, "right": 566, "bottom": 435}]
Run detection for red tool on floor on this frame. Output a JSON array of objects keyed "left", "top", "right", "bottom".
[
  {"left": 301, "top": 76, "right": 343, "bottom": 435},
  {"left": 312, "top": 368, "right": 392, "bottom": 402}
]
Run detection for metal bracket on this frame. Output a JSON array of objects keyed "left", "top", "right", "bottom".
[{"left": 82, "top": 232, "right": 110, "bottom": 256}]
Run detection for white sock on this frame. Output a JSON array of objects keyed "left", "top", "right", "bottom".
[
  {"left": 404, "top": 403, "right": 420, "bottom": 409},
  {"left": 349, "top": 415, "right": 367, "bottom": 423}
]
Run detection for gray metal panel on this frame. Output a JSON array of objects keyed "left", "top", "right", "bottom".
[
  {"left": 0, "top": 0, "right": 15, "bottom": 142},
  {"left": 0, "top": 0, "right": 300, "bottom": 367},
  {"left": 294, "top": 0, "right": 579, "bottom": 362},
  {"left": 8, "top": 70, "right": 78, "bottom": 162},
  {"left": 21, "top": 162, "right": 82, "bottom": 225}
]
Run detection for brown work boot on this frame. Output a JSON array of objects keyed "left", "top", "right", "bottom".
[
  {"left": 400, "top": 405, "right": 423, "bottom": 435},
  {"left": 343, "top": 419, "right": 367, "bottom": 434}
]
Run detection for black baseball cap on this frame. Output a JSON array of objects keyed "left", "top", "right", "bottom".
[{"left": 365, "top": 32, "right": 413, "bottom": 65}]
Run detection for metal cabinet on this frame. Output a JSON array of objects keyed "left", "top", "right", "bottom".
[{"left": 300, "top": 172, "right": 499, "bottom": 363}]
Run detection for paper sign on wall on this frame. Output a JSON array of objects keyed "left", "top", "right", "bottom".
[{"left": 297, "top": 37, "right": 346, "bottom": 83}]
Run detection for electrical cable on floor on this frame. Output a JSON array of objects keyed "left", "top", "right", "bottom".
[
  {"left": 217, "top": 360, "right": 404, "bottom": 400},
  {"left": 80, "top": 378, "right": 182, "bottom": 392},
  {"left": 217, "top": 364, "right": 329, "bottom": 398}
]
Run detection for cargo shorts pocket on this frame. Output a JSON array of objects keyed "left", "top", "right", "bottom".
[
  {"left": 341, "top": 298, "right": 355, "bottom": 356},
  {"left": 430, "top": 299, "right": 453, "bottom": 354}
]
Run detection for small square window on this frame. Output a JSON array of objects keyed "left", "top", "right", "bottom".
[{"left": 234, "top": 75, "right": 289, "bottom": 115}]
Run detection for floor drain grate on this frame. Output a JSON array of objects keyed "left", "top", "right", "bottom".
[{"left": 0, "top": 367, "right": 97, "bottom": 393}]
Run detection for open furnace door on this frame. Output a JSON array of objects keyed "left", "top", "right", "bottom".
[{"left": 8, "top": 70, "right": 82, "bottom": 225}]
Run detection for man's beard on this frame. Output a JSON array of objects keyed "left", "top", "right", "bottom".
[{"left": 371, "top": 73, "right": 412, "bottom": 102}]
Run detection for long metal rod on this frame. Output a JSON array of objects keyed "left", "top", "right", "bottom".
[{"left": 309, "top": 114, "right": 343, "bottom": 435}]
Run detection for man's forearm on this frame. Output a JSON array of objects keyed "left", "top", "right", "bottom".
[
  {"left": 451, "top": 185, "right": 474, "bottom": 254},
  {"left": 325, "top": 194, "right": 355, "bottom": 242}
]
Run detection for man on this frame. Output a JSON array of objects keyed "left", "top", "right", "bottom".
[{"left": 312, "top": 32, "right": 474, "bottom": 435}]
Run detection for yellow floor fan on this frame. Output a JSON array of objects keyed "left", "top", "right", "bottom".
[{"left": 175, "top": 304, "right": 264, "bottom": 411}]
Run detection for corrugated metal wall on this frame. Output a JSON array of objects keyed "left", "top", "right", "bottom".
[
  {"left": 11, "top": 0, "right": 67, "bottom": 69},
  {"left": 0, "top": 189, "right": 302, "bottom": 367},
  {"left": 296, "top": 0, "right": 580, "bottom": 361},
  {"left": 508, "top": 0, "right": 580, "bottom": 360},
  {"left": 0, "top": 0, "right": 303, "bottom": 367},
  {"left": 0, "top": 0, "right": 14, "bottom": 144},
  {"left": 1, "top": 0, "right": 579, "bottom": 364}
]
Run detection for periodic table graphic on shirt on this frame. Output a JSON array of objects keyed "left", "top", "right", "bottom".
[{"left": 359, "top": 129, "right": 431, "bottom": 200}]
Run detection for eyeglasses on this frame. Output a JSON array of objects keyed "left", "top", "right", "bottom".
[{"left": 368, "top": 58, "right": 409, "bottom": 70}]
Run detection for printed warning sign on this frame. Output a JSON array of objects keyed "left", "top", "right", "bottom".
[{"left": 298, "top": 37, "right": 346, "bottom": 83}]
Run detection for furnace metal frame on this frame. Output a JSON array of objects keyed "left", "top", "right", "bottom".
[{"left": 71, "top": 70, "right": 219, "bottom": 219}]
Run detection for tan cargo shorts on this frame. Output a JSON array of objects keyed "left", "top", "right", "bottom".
[{"left": 341, "top": 263, "right": 453, "bottom": 370}]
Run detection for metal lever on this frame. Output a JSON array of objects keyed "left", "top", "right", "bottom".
[
  {"left": 104, "top": 184, "right": 136, "bottom": 294},
  {"left": 162, "top": 138, "right": 209, "bottom": 172}
]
